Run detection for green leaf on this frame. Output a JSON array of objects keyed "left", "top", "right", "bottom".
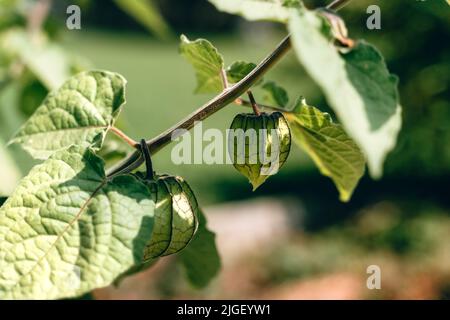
[
  {"left": 262, "top": 81, "right": 289, "bottom": 108},
  {"left": 286, "top": 100, "right": 365, "bottom": 202},
  {"left": 0, "top": 137, "right": 21, "bottom": 196},
  {"left": 0, "top": 145, "right": 155, "bottom": 299},
  {"left": 0, "top": 81, "right": 23, "bottom": 139},
  {"left": 18, "top": 75, "right": 48, "bottom": 117},
  {"left": 9, "top": 70, "right": 127, "bottom": 160},
  {"left": 226, "top": 60, "right": 257, "bottom": 83},
  {"left": 114, "top": 259, "right": 158, "bottom": 287},
  {"left": 180, "top": 35, "right": 225, "bottom": 94},
  {"left": 179, "top": 210, "right": 220, "bottom": 288},
  {"left": 113, "top": 0, "right": 171, "bottom": 40},
  {"left": 1, "top": 29, "right": 73, "bottom": 90},
  {"left": 288, "top": 8, "right": 402, "bottom": 178},
  {"left": 208, "top": 0, "right": 302, "bottom": 22}
]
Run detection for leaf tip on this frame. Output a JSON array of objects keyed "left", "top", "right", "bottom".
[
  {"left": 250, "top": 177, "right": 267, "bottom": 191},
  {"left": 339, "top": 192, "right": 351, "bottom": 203}
]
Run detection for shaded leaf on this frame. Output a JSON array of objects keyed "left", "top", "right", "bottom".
[
  {"left": 10, "top": 70, "right": 127, "bottom": 160},
  {"left": 226, "top": 60, "right": 257, "bottom": 83},
  {"left": 286, "top": 100, "right": 365, "bottom": 202},
  {"left": 18, "top": 76, "right": 48, "bottom": 117},
  {"left": 180, "top": 35, "right": 224, "bottom": 94},
  {"left": 0, "top": 145, "right": 155, "bottom": 299},
  {"left": 288, "top": 8, "right": 402, "bottom": 177},
  {"left": 113, "top": 0, "right": 171, "bottom": 39},
  {"left": 262, "top": 81, "right": 289, "bottom": 108},
  {"left": 179, "top": 210, "right": 221, "bottom": 288},
  {"left": 114, "top": 259, "right": 158, "bottom": 287},
  {"left": 0, "top": 137, "right": 21, "bottom": 196}
]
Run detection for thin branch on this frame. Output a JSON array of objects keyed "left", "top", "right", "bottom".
[
  {"left": 234, "top": 98, "right": 287, "bottom": 113},
  {"left": 140, "top": 139, "right": 154, "bottom": 180},
  {"left": 220, "top": 68, "right": 229, "bottom": 89},
  {"left": 327, "top": 0, "right": 352, "bottom": 11},
  {"left": 27, "top": 0, "right": 52, "bottom": 40},
  {"left": 107, "top": 35, "right": 291, "bottom": 177},
  {"left": 110, "top": 126, "right": 139, "bottom": 148},
  {"left": 106, "top": 0, "right": 352, "bottom": 178},
  {"left": 247, "top": 91, "right": 261, "bottom": 115}
]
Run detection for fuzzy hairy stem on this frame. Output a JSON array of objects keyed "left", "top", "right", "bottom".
[
  {"left": 106, "top": 0, "right": 351, "bottom": 178},
  {"left": 27, "top": 0, "right": 52, "bottom": 39},
  {"left": 110, "top": 126, "right": 138, "bottom": 148}
]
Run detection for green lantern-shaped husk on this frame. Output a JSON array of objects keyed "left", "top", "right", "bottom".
[
  {"left": 138, "top": 174, "right": 199, "bottom": 260},
  {"left": 228, "top": 111, "right": 291, "bottom": 190}
]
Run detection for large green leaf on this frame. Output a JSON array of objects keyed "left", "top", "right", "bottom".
[
  {"left": 288, "top": 8, "right": 402, "bottom": 178},
  {"left": 9, "top": 71, "right": 127, "bottom": 160},
  {"left": 208, "top": 0, "right": 301, "bottom": 22},
  {"left": 0, "top": 137, "right": 21, "bottom": 196},
  {"left": 113, "top": 0, "right": 171, "bottom": 39},
  {"left": 180, "top": 35, "right": 225, "bottom": 94},
  {"left": 286, "top": 101, "right": 365, "bottom": 202},
  {"left": 179, "top": 210, "right": 220, "bottom": 288},
  {"left": 1, "top": 29, "right": 72, "bottom": 90},
  {"left": 0, "top": 145, "right": 155, "bottom": 299}
]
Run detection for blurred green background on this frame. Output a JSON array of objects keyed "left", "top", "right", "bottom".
[{"left": 0, "top": 0, "right": 449, "bottom": 299}]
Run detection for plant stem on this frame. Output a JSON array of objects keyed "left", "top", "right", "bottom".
[
  {"left": 139, "top": 139, "right": 154, "bottom": 180},
  {"left": 220, "top": 68, "right": 230, "bottom": 89},
  {"left": 234, "top": 98, "right": 286, "bottom": 113},
  {"left": 107, "top": 35, "right": 291, "bottom": 177},
  {"left": 106, "top": 0, "right": 351, "bottom": 178},
  {"left": 247, "top": 91, "right": 261, "bottom": 115},
  {"left": 327, "top": 0, "right": 352, "bottom": 11},
  {"left": 110, "top": 126, "right": 139, "bottom": 148},
  {"left": 27, "top": 0, "right": 52, "bottom": 40}
]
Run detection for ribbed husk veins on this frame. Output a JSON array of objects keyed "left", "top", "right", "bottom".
[
  {"left": 142, "top": 175, "right": 199, "bottom": 260},
  {"left": 228, "top": 112, "right": 291, "bottom": 190}
]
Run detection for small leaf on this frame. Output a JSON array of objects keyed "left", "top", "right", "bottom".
[
  {"left": 288, "top": 8, "right": 402, "bottom": 178},
  {"left": 286, "top": 100, "right": 365, "bottom": 202},
  {"left": 179, "top": 210, "right": 221, "bottom": 288},
  {"left": 0, "top": 137, "right": 21, "bottom": 196},
  {"left": 262, "top": 81, "right": 289, "bottom": 108},
  {"left": 0, "top": 145, "right": 155, "bottom": 299},
  {"left": 208, "top": 0, "right": 302, "bottom": 22},
  {"left": 9, "top": 70, "right": 127, "bottom": 160},
  {"left": 226, "top": 60, "right": 257, "bottom": 83},
  {"left": 113, "top": 0, "right": 171, "bottom": 39},
  {"left": 180, "top": 35, "right": 225, "bottom": 94}
]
